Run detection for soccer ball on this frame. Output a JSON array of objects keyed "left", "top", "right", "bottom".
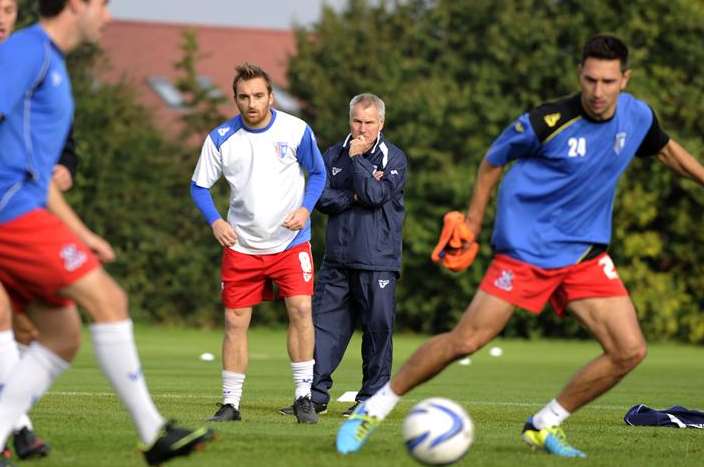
[{"left": 402, "top": 398, "right": 474, "bottom": 465}]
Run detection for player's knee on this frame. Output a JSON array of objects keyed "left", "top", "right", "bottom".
[
  {"left": 41, "top": 328, "right": 81, "bottom": 362},
  {"left": 287, "top": 304, "right": 312, "bottom": 324},
  {"left": 82, "top": 278, "right": 129, "bottom": 322},
  {"left": 103, "top": 282, "right": 129, "bottom": 320},
  {"left": 611, "top": 342, "right": 647, "bottom": 374},
  {"left": 224, "top": 308, "right": 250, "bottom": 333},
  {"left": 448, "top": 330, "right": 482, "bottom": 358},
  {"left": 61, "top": 330, "right": 81, "bottom": 360}
]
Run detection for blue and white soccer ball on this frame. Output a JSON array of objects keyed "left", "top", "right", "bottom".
[{"left": 403, "top": 398, "right": 474, "bottom": 465}]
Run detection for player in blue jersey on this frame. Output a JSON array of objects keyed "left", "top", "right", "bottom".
[
  {"left": 0, "top": 1, "right": 214, "bottom": 465},
  {"left": 337, "top": 34, "right": 704, "bottom": 458},
  {"left": 0, "top": 0, "right": 53, "bottom": 461},
  {"left": 0, "top": 3, "right": 85, "bottom": 460},
  {"left": 191, "top": 63, "right": 326, "bottom": 424}
]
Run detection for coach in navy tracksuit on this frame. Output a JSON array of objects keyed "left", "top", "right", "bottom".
[{"left": 311, "top": 93, "right": 407, "bottom": 415}]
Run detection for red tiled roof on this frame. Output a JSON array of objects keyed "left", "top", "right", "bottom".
[{"left": 100, "top": 20, "right": 297, "bottom": 132}]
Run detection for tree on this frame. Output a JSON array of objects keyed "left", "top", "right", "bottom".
[
  {"left": 289, "top": 0, "right": 704, "bottom": 342},
  {"left": 173, "top": 29, "right": 227, "bottom": 140}
]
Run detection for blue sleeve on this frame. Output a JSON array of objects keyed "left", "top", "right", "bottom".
[
  {"left": 485, "top": 113, "right": 541, "bottom": 166},
  {"left": 316, "top": 146, "right": 355, "bottom": 215},
  {"left": 0, "top": 32, "right": 46, "bottom": 119},
  {"left": 296, "top": 125, "right": 327, "bottom": 213},
  {"left": 352, "top": 148, "right": 407, "bottom": 207},
  {"left": 190, "top": 181, "right": 222, "bottom": 225}
]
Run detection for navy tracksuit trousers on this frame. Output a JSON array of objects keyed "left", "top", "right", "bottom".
[{"left": 311, "top": 263, "right": 396, "bottom": 405}]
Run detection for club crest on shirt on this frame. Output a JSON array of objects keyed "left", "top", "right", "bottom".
[
  {"left": 494, "top": 269, "right": 514, "bottom": 292},
  {"left": 614, "top": 132, "right": 627, "bottom": 155},
  {"left": 275, "top": 142, "right": 289, "bottom": 158}
]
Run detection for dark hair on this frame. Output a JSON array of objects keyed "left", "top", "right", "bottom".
[
  {"left": 38, "top": 0, "right": 69, "bottom": 18},
  {"left": 581, "top": 34, "right": 629, "bottom": 70},
  {"left": 232, "top": 63, "right": 272, "bottom": 95}
]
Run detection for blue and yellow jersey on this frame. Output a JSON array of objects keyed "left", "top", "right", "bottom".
[{"left": 486, "top": 93, "right": 669, "bottom": 268}]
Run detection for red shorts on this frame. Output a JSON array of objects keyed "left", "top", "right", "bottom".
[
  {"left": 479, "top": 253, "right": 628, "bottom": 316},
  {"left": 0, "top": 209, "right": 100, "bottom": 313},
  {"left": 221, "top": 242, "right": 314, "bottom": 308}
]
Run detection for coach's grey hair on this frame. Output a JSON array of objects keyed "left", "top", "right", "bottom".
[{"left": 349, "top": 93, "right": 385, "bottom": 122}]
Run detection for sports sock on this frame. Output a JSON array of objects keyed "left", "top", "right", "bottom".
[
  {"left": 90, "top": 320, "right": 164, "bottom": 445},
  {"left": 290, "top": 359, "right": 314, "bottom": 400},
  {"left": 222, "top": 370, "right": 245, "bottom": 408},
  {"left": 0, "top": 342, "right": 68, "bottom": 447},
  {"left": 364, "top": 382, "right": 400, "bottom": 419},
  {"left": 0, "top": 330, "right": 34, "bottom": 432},
  {"left": 532, "top": 398, "right": 570, "bottom": 429},
  {"left": 222, "top": 370, "right": 247, "bottom": 410}
]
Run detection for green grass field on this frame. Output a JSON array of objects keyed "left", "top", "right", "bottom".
[{"left": 27, "top": 325, "right": 703, "bottom": 466}]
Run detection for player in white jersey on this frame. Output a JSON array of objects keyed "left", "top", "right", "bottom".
[{"left": 190, "top": 63, "right": 326, "bottom": 424}]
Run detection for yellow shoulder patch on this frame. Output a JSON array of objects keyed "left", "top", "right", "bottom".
[
  {"left": 544, "top": 113, "right": 561, "bottom": 128},
  {"left": 514, "top": 121, "right": 524, "bottom": 133}
]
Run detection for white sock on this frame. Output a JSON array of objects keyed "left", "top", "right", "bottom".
[
  {"left": 90, "top": 320, "right": 165, "bottom": 445},
  {"left": 532, "top": 398, "right": 570, "bottom": 429},
  {"left": 222, "top": 370, "right": 245, "bottom": 408},
  {"left": 364, "top": 382, "right": 400, "bottom": 420},
  {"left": 0, "top": 330, "right": 34, "bottom": 432},
  {"left": 291, "top": 360, "right": 314, "bottom": 400},
  {"left": 0, "top": 342, "right": 68, "bottom": 446}
]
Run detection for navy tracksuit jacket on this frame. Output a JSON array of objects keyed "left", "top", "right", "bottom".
[{"left": 311, "top": 133, "right": 407, "bottom": 405}]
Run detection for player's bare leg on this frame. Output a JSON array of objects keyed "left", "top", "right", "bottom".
[
  {"left": 523, "top": 296, "right": 645, "bottom": 458},
  {"left": 557, "top": 296, "right": 646, "bottom": 411},
  {"left": 208, "top": 306, "right": 252, "bottom": 421},
  {"left": 222, "top": 307, "right": 252, "bottom": 372},
  {"left": 337, "top": 291, "right": 514, "bottom": 453},
  {"left": 62, "top": 268, "right": 215, "bottom": 461},
  {"left": 285, "top": 295, "right": 314, "bottom": 362},
  {"left": 391, "top": 291, "right": 514, "bottom": 396},
  {"left": 285, "top": 295, "right": 317, "bottom": 423}
]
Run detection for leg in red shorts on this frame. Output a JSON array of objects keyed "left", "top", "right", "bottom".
[{"left": 215, "top": 242, "right": 317, "bottom": 424}]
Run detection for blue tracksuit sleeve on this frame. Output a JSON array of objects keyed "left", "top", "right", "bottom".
[
  {"left": 352, "top": 148, "right": 407, "bottom": 207},
  {"left": 296, "top": 125, "right": 327, "bottom": 213},
  {"left": 190, "top": 181, "right": 222, "bottom": 225},
  {"left": 316, "top": 145, "right": 355, "bottom": 214}
]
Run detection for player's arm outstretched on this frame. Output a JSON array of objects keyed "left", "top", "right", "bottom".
[
  {"left": 46, "top": 182, "right": 115, "bottom": 262},
  {"left": 655, "top": 139, "right": 704, "bottom": 185},
  {"left": 464, "top": 158, "right": 504, "bottom": 237}
]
